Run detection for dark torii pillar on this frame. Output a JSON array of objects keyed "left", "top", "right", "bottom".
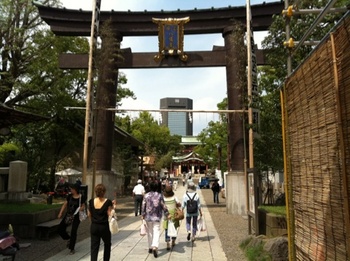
[
  {"left": 223, "top": 22, "right": 246, "bottom": 172},
  {"left": 222, "top": 22, "right": 248, "bottom": 217},
  {"left": 92, "top": 31, "right": 122, "bottom": 171}
]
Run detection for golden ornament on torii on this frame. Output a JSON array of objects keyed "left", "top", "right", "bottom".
[{"left": 152, "top": 17, "right": 190, "bottom": 62}]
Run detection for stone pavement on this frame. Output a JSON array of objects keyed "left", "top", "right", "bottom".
[{"left": 45, "top": 184, "right": 227, "bottom": 261}]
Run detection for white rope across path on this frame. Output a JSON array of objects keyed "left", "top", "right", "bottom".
[{"left": 64, "top": 107, "right": 247, "bottom": 114}]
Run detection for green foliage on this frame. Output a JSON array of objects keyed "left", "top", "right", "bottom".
[
  {"left": 0, "top": 202, "right": 62, "bottom": 213},
  {"left": 117, "top": 112, "right": 182, "bottom": 171},
  {"left": 240, "top": 238, "right": 271, "bottom": 261},
  {"left": 0, "top": 143, "right": 21, "bottom": 166},
  {"left": 259, "top": 205, "right": 286, "bottom": 216},
  {"left": 245, "top": 242, "right": 271, "bottom": 261},
  {"left": 195, "top": 99, "right": 228, "bottom": 172},
  {"left": 255, "top": 0, "right": 348, "bottom": 173},
  {"left": 0, "top": 1, "right": 135, "bottom": 191},
  {"left": 154, "top": 151, "right": 175, "bottom": 171}
]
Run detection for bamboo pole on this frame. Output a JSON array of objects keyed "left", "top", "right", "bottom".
[
  {"left": 330, "top": 32, "right": 350, "bottom": 257},
  {"left": 82, "top": 0, "right": 99, "bottom": 184},
  {"left": 246, "top": 0, "right": 254, "bottom": 169},
  {"left": 280, "top": 89, "right": 295, "bottom": 261},
  {"left": 246, "top": 0, "right": 257, "bottom": 235}
]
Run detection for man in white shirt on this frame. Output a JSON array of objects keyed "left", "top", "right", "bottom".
[{"left": 133, "top": 179, "right": 145, "bottom": 216}]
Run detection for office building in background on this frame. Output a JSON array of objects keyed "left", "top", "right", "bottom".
[{"left": 160, "top": 97, "right": 193, "bottom": 136}]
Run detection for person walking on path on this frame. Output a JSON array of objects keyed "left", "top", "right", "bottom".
[
  {"left": 163, "top": 185, "right": 181, "bottom": 250},
  {"left": 141, "top": 182, "right": 170, "bottom": 258},
  {"left": 57, "top": 183, "right": 86, "bottom": 255},
  {"left": 182, "top": 182, "right": 202, "bottom": 242},
  {"left": 132, "top": 179, "right": 145, "bottom": 216},
  {"left": 88, "top": 184, "right": 117, "bottom": 261},
  {"left": 211, "top": 180, "right": 221, "bottom": 204}
]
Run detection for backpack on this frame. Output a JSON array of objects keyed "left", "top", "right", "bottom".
[{"left": 186, "top": 193, "right": 198, "bottom": 214}]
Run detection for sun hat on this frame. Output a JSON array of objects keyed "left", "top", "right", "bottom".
[
  {"left": 187, "top": 182, "right": 196, "bottom": 193},
  {"left": 163, "top": 185, "right": 174, "bottom": 197}
]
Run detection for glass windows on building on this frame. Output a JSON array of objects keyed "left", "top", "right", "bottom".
[{"left": 168, "top": 112, "right": 186, "bottom": 136}]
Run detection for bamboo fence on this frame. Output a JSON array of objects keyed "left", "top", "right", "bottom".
[{"left": 282, "top": 12, "right": 350, "bottom": 261}]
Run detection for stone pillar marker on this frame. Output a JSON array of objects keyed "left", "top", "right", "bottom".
[
  {"left": 7, "top": 160, "right": 29, "bottom": 202},
  {"left": 8, "top": 160, "right": 27, "bottom": 192}
]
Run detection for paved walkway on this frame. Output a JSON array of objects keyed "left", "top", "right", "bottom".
[{"left": 46, "top": 184, "right": 227, "bottom": 261}]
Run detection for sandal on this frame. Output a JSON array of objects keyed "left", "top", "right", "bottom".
[{"left": 153, "top": 248, "right": 158, "bottom": 258}]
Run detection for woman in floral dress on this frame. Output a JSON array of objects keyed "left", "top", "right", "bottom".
[{"left": 141, "top": 182, "right": 170, "bottom": 258}]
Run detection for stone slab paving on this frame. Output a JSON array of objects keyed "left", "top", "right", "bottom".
[{"left": 46, "top": 183, "right": 227, "bottom": 261}]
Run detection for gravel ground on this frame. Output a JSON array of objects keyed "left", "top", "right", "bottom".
[
  {"left": 15, "top": 189, "right": 248, "bottom": 261},
  {"left": 200, "top": 188, "right": 248, "bottom": 261}
]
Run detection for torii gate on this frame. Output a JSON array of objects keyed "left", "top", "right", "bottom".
[{"left": 35, "top": 1, "right": 283, "bottom": 214}]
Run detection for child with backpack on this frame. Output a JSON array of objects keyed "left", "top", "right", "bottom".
[{"left": 181, "top": 182, "right": 202, "bottom": 242}]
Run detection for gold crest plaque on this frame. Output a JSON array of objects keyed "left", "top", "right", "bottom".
[{"left": 152, "top": 17, "right": 190, "bottom": 62}]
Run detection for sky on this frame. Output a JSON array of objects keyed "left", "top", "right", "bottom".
[{"left": 58, "top": 0, "right": 275, "bottom": 135}]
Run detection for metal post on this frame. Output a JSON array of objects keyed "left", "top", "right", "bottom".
[{"left": 293, "top": 0, "right": 338, "bottom": 53}]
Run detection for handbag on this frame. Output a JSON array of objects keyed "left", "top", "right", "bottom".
[
  {"left": 140, "top": 220, "right": 148, "bottom": 236},
  {"left": 174, "top": 208, "right": 184, "bottom": 221},
  {"left": 109, "top": 209, "right": 119, "bottom": 235},
  {"left": 79, "top": 210, "right": 87, "bottom": 221},
  {"left": 167, "top": 220, "right": 177, "bottom": 237},
  {"left": 64, "top": 213, "right": 74, "bottom": 226},
  {"left": 197, "top": 216, "right": 206, "bottom": 236}
]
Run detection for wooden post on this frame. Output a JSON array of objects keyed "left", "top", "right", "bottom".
[
  {"left": 82, "top": 0, "right": 101, "bottom": 184},
  {"left": 330, "top": 32, "right": 350, "bottom": 257}
]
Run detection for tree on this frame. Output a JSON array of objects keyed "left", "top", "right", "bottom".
[
  {"left": 0, "top": 0, "right": 61, "bottom": 105},
  {"left": 255, "top": 0, "right": 347, "bottom": 173},
  {"left": 127, "top": 112, "right": 171, "bottom": 156},
  {"left": 0, "top": 143, "right": 20, "bottom": 167},
  {"left": 0, "top": 1, "right": 135, "bottom": 190},
  {"left": 117, "top": 112, "right": 182, "bottom": 171},
  {"left": 195, "top": 99, "right": 228, "bottom": 173}
]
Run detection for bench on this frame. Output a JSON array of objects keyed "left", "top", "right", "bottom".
[{"left": 36, "top": 219, "right": 61, "bottom": 240}]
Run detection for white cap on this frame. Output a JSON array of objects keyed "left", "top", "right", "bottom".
[{"left": 137, "top": 179, "right": 142, "bottom": 184}]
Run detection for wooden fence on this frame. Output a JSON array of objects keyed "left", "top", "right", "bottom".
[{"left": 282, "top": 12, "right": 350, "bottom": 260}]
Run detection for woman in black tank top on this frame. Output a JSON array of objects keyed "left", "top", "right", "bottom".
[{"left": 88, "top": 184, "right": 116, "bottom": 261}]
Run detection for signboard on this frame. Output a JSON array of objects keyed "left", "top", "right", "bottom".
[
  {"left": 247, "top": 168, "right": 260, "bottom": 235},
  {"left": 152, "top": 17, "right": 190, "bottom": 62},
  {"left": 248, "top": 172, "right": 255, "bottom": 214}
]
